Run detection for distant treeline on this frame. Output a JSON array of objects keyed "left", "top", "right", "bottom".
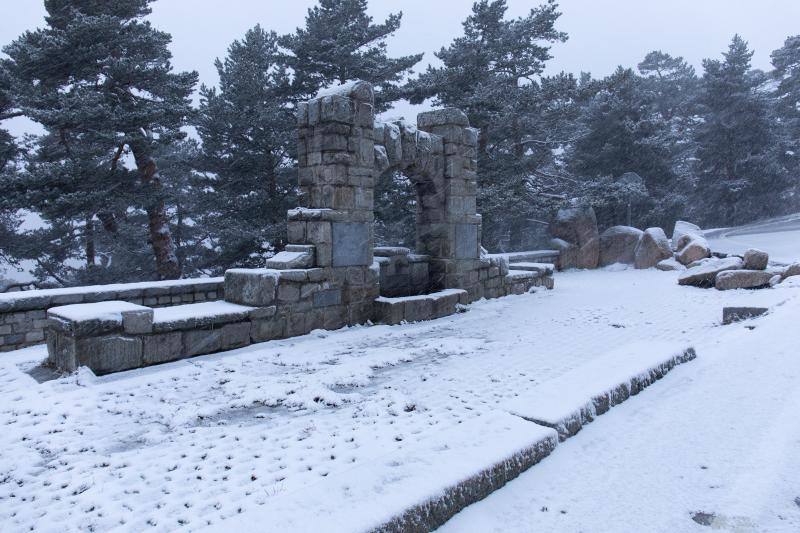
[{"left": 0, "top": 0, "right": 798, "bottom": 286}]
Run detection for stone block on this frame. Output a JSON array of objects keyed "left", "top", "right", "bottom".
[
  {"left": 143, "top": 332, "right": 184, "bottom": 365},
  {"left": 122, "top": 308, "right": 154, "bottom": 335},
  {"left": 722, "top": 307, "right": 768, "bottom": 325},
  {"left": 743, "top": 249, "right": 769, "bottom": 270},
  {"left": 184, "top": 328, "right": 223, "bottom": 357},
  {"left": 224, "top": 269, "right": 278, "bottom": 306},
  {"left": 314, "top": 289, "right": 342, "bottom": 308},
  {"left": 77, "top": 335, "right": 142, "bottom": 375},
  {"left": 454, "top": 223, "right": 478, "bottom": 259},
  {"left": 403, "top": 297, "right": 434, "bottom": 322},
  {"left": 222, "top": 322, "right": 251, "bottom": 350},
  {"left": 278, "top": 283, "right": 301, "bottom": 303},
  {"left": 373, "top": 299, "right": 404, "bottom": 325},
  {"left": 332, "top": 222, "right": 372, "bottom": 267},
  {"left": 251, "top": 317, "right": 286, "bottom": 343}
]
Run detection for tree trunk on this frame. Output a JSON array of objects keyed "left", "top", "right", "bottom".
[
  {"left": 85, "top": 214, "right": 96, "bottom": 269},
  {"left": 131, "top": 143, "right": 182, "bottom": 280}
]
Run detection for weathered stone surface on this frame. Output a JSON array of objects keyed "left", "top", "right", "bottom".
[
  {"left": 634, "top": 227, "right": 673, "bottom": 269},
  {"left": 599, "top": 226, "right": 643, "bottom": 266},
  {"left": 417, "top": 108, "right": 470, "bottom": 128},
  {"left": 656, "top": 258, "right": 685, "bottom": 271},
  {"left": 671, "top": 220, "right": 702, "bottom": 250},
  {"left": 224, "top": 269, "right": 278, "bottom": 307},
  {"left": 313, "top": 289, "right": 342, "bottom": 308},
  {"left": 783, "top": 262, "right": 800, "bottom": 280},
  {"left": 77, "top": 335, "right": 142, "bottom": 375},
  {"left": 222, "top": 322, "right": 251, "bottom": 350},
  {"left": 742, "top": 248, "right": 768, "bottom": 270},
  {"left": 676, "top": 237, "right": 711, "bottom": 266},
  {"left": 184, "top": 329, "right": 223, "bottom": 357},
  {"left": 550, "top": 238, "right": 578, "bottom": 270},
  {"left": 678, "top": 257, "right": 743, "bottom": 287},
  {"left": 715, "top": 270, "right": 774, "bottom": 290},
  {"left": 332, "top": 222, "right": 371, "bottom": 267},
  {"left": 265, "top": 250, "right": 314, "bottom": 269},
  {"left": 454, "top": 223, "right": 479, "bottom": 259},
  {"left": 143, "top": 332, "right": 183, "bottom": 365},
  {"left": 122, "top": 308, "right": 153, "bottom": 335},
  {"left": 722, "top": 306, "right": 768, "bottom": 325},
  {"left": 549, "top": 206, "right": 600, "bottom": 269}
]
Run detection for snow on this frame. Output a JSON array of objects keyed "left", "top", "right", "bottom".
[
  {"left": 440, "top": 289, "right": 800, "bottom": 532},
  {"left": 0, "top": 269, "right": 797, "bottom": 531},
  {"left": 152, "top": 301, "right": 255, "bottom": 324},
  {"left": 704, "top": 212, "right": 800, "bottom": 264},
  {"left": 0, "top": 277, "right": 224, "bottom": 304},
  {"left": 48, "top": 300, "right": 146, "bottom": 322},
  {"left": 504, "top": 341, "right": 691, "bottom": 433},
  {"left": 374, "top": 288, "right": 465, "bottom": 304}
]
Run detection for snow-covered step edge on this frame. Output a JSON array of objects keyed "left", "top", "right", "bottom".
[
  {"left": 204, "top": 413, "right": 558, "bottom": 533},
  {"left": 505, "top": 341, "right": 696, "bottom": 441}
]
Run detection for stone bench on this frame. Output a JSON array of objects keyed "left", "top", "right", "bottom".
[
  {"left": 46, "top": 300, "right": 267, "bottom": 375},
  {"left": 1, "top": 277, "right": 225, "bottom": 352},
  {"left": 372, "top": 289, "right": 469, "bottom": 325}
]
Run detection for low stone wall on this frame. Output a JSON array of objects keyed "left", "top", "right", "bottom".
[
  {"left": 374, "top": 246, "right": 430, "bottom": 297},
  {"left": 1, "top": 278, "right": 224, "bottom": 352}
]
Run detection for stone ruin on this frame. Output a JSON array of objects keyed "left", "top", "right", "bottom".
[{"left": 45, "top": 81, "right": 556, "bottom": 375}]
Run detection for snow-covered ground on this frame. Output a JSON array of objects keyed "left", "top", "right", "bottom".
[
  {"left": 441, "top": 278, "right": 800, "bottom": 533},
  {"left": 0, "top": 268, "right": 798, "bottom": 532},
  {"left": 705, "top": 212, "right": 800, "bottom": 264}
]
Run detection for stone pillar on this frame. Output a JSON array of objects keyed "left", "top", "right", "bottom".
[
  {"left": 417, "top": 109, "right": 482, "bottom": 295},
  {"left": 291, "top": 82, "right": 379, "bottom": 324}
]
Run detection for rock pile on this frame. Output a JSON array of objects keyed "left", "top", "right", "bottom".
[{"left": 549, "top": 206, "right": 600, "bottom": 269}]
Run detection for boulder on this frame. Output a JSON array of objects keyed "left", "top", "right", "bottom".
[
  {"left": 549, "top": 206, "right": 600, "bottom": 269},
  {"left": 599, "top": 226, "right": 643, "bottom": 266},
  {"left": 678, "top": 257, "right": 743, "bottom": 287},
  {"left": 715, "top": 270, "right": 774, "bottom": 291},
  {"left": 550, "top": 238, "right": 578, "bottom": 271},
  {"left": 742, "top": 248, "right": 768, "bottom": 270},
  {"left": 656, "top": 258, "right": 686, "bottom": 271},
  {"left": 671, "top": 220, "right": 702, "bottom": 251},
  {"left": 634, "top": 227, "right": 673, "bottom": 269},
  {"left": 782, "top": 262, "right": 800, "bottom": 280},
  {"left": 676, "top": 237, "right": 711, "bottom": 266}
]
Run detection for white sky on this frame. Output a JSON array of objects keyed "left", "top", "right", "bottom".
[{"left": 3, "top": 0, "right": 800, "bottom": 135}]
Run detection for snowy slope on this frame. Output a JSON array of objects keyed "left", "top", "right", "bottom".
[
  {"left": 0, "top": 268, "right": 796, "bottom": 531},
  {"left": 704, "top": 212, "right": 800, "bottom": 264}
]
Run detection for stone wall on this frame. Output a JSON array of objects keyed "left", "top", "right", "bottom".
[
  {"left": 1, "top": 278, "right": 224, "bottom": 352},
  {"left": 373, "top": 247, "right": 430, "bottom": 297}
]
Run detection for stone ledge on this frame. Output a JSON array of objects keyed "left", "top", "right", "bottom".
[{"left": 373, "top": 289, "right": 468, "bottom": 325}]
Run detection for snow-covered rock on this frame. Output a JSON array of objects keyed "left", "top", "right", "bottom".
[
  {"left": 715, "top": 270, "right": 774, "bottom": 290},
  {"left": 742, "top": 248, "right": 768, "bottom": 270},
  {"left": 599, "top": 226, "right": 643, "bottom": 267},
  {"left": 678, "top": 257, "right": 743, "bottom": 287},
  {"left": 671, "top": 220, "right": 702, "bottom": 251},
  {"left": 676, "top": 237, "right": 711, "bottom": 266},
  {"left": 656, "top": 258, "right": 685, "bottom": 271},
  {"left": 550, "top": 238, "right": 579, "bottom": 270},
  {"left": 549, "top": 206, "right": 599, "bottom": 269},
  {"left": 634, "top": 227, "right": 672, "bottom": 269},
  {"left": 782, "top": 262, "right": 800, "bottom": 280}
]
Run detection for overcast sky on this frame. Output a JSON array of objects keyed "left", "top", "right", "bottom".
[{"left": 3, "top": 0, "right": 800, "bottom": 135}]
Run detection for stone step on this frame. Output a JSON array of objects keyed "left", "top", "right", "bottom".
[
  {"left": 504, "top": 342, "right": 696, "bottom": 440},
  {"left": 507, "top": 262, "right": 555, "bottom": 275},
  {"left": 373, "top": 289, "right": 468, "bottom": 325}
]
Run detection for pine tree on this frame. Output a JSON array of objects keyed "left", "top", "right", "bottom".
[
  {"left": 694, "top": 35, "right": 787, "bottom": 225},
  {"left": 407, "top": 0, "right": 570, "bottom": 250},
  {"left": 3, "top": 0, "right": 197, "bottom": 281},
  {"left": 280, "top": 0, "right": 423, "bottom": 111},
  {"left": 195, "top": 26, "right": 297, "bottom": 271},
  {"left": 772, "top": 35, "right": 800, "bottom": 208}
]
